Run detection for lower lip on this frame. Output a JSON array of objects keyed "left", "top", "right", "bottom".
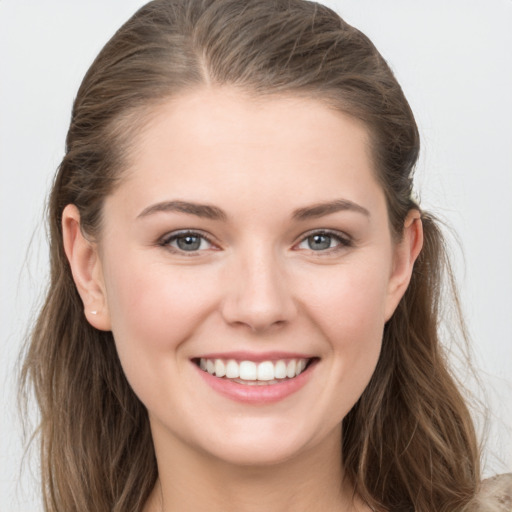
[{"left": 194, "top": 361, "right": 317, "bottom": 404}]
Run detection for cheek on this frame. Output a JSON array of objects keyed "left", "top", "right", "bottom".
[
  {"left": 102, "top": 253, "right": 219, "bottom": 362},
  {"left": 301, "top": 259, "right": 390, "bottom": 338},
  {"left": 298, "top": 259, "right": 390, "bottom": 385},
  {"left": 101, "top": 254, "right": 225, "bottom": 416}
]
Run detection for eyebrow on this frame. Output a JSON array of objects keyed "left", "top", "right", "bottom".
[
  {"left": 137, "top": 200, "right": 228, "bottom": 221},
  {"left": 292, "top": 199, "right": 370, "bottom": 220},
  {"left": 136, "top": 198, "right": 370, "bottom": 222}
]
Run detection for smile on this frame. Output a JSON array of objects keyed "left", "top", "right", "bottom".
[
  {"left": 193, "top": 353, "right": 318, "bottom": 403},
  {"left": 198, "top": 357, "right": 310, "bottom": 384}
]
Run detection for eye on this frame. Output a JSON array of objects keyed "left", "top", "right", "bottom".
[
  {"left": 160, "top": 231, "right": 213, "bottom": 253},
  {"left": 296, "top": 231, "right": 351, "bottom": 252}
]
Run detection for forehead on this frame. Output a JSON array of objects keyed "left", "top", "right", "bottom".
[
  {"left": 134, "top": 88, "right": 372, "bottom": 160},
  {"left": 114, "top": 87, "right": 382, "bottom": 216}
]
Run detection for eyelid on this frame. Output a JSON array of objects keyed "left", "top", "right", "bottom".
[
  {"left": 293, "top": 229, "right": 353, "bottom": 252},
  {"left": 158, "top": 229, "right": 218, "bottom": 253},
  {"left": 157, "top": 228, "right": 353, "bottom": 254}
]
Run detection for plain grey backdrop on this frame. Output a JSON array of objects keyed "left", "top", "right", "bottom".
[{"left": 1, "top": 1, "right": 511, "bottom": 510}]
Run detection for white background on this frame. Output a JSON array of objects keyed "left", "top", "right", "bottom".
[{"left": 1, "top": 1, "right": 511, "bottom": 510}]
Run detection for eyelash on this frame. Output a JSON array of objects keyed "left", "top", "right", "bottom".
[
  {"left": 159, "top": 230, "right": 216, "bottom": 255},
  {"left": 294, "top": 229, "right": 353, "bottom": 253},
  {"left": 158, "top": 229, "right": 353, "bottom": 255}
]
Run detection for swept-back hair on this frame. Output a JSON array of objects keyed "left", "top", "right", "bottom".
[{"left": 21, "top": 1, "right": 480, "bottom": 510}]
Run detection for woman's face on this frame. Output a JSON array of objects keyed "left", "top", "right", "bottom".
[{"left": 71, "top": 88, "right": 419, "bottom": 467}]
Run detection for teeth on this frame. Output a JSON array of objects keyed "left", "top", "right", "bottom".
[
  {"left": 275, "top": 360, "right": 287, "bottom": 379},
  {"left": 215, "top": 359, "right": 226, "bottom": 378},
  {"left": 226, "top": 359, "right": 239, "bottom": 378},
  {"left": 286, "top": 359, "right": 296, "bottom": 378},
  {"left": 198, "top": 357, "right": 310, "bottom": 381},
  {"left": 239, "top": 361, "right": 257, "bottom": 380},
  {"left": 257, "top": 361, "right": 274, "bottom": 381}
]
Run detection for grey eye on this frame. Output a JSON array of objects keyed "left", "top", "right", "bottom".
[
  {"left": 176, "top": 235, "right": 203, "bottom": 251},
  {"left": 163, "top": 232, "right": 212, "bottom": 252},
  {"left": 296, "top": 231, "right": 351, "bottom": 253},
  {"left": 306, "top": 234, "right": 334, "bottom": 250}
]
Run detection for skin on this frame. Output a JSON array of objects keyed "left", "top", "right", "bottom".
[{"left": 63, "top": 88, "right": 422, "bottom": 512}]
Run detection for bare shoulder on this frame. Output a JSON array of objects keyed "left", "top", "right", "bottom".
[{"left": 473, "top": 474, "right": 512, "bottom": 512}]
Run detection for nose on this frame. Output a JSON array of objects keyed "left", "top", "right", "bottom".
[{"left": 220, "top": 248, "right": 297, "bottom": 333}]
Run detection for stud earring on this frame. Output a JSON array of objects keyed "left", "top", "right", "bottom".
[{"left": 91, "top": 310, "right": 98, "bottom": 315}]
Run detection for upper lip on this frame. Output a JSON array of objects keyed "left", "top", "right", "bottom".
[{"left": 193, "top": 351, "right": 316, "bottom": 362}]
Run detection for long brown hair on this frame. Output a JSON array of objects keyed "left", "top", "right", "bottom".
[{"left": 21, "top": 1, "right": 481, "bottom": 510}]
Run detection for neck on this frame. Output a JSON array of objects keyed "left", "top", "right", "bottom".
[{"left": 144, "top": 425, "right": 367, "bottom": 512}]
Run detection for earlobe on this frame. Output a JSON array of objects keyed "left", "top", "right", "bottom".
[
  {"left": 384, "top": 210, "right": 424, "bottom": 321},
  {"left": 62, "top": 204, "right": 111, "bottom": 331}
]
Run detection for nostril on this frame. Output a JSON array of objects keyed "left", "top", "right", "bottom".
[{"left": 219, "top": 267, "right": 297, "bottom": 332}]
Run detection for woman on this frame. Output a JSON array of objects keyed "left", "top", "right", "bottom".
[{"left": 19, "top": 0, "right": 510, "bottom": 511}]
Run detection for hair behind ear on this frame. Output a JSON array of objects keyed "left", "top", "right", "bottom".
[
  {"left": 20, "top": 176, "right": 158, "bottom": 510},
  {"left": 342, "top": 212, "right": 480, "bottom": 512}
]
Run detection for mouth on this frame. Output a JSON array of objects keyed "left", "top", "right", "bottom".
[{"left": 193, "top": 357, "right": 317, "bottom": 386}]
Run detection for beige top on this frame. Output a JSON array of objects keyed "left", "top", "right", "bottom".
[{"left": 475, "top": 474, "right": 512, "bottom": 511}]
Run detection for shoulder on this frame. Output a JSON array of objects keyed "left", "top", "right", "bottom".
[{"left": 473, "top": 473, "right": 512, "bottom": 512}]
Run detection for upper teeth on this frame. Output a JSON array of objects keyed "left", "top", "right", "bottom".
[{"left": 199, "top": 358, "right": 309, "bottom": 381}]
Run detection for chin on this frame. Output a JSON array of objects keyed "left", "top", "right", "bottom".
[
  {"left": 195, "top": 419, "right": 328, "bottom": 468},
  {"left": 207, "top": 440, "right": 304, "bottom": 467}
]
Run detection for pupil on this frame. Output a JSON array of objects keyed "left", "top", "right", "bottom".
[
  {"left": 177, "top": 235, "right": 201, "bottom": 251},
  {"left": 309, "top": 234, "right": 331, "bottom": 250}
]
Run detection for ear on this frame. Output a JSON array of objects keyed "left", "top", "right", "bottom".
[
  {"left": 62, "top": 204, "right": 111, "bottom": 331},
  {"left": 384, "top": 210, "right": 423, "bottom": 321}
]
